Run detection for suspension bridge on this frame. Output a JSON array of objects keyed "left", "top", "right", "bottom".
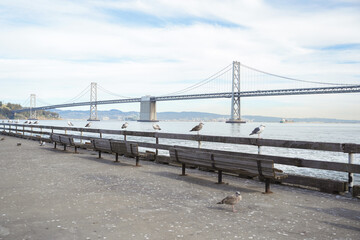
[{"left": 13, "top": 61, "right": 360, "bottom": 122}]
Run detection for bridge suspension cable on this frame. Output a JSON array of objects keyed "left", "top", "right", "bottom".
[
  {"left": 240, "top": 63, "right": 354, "bottom": 86},
  {"left": 162, "top": 63, "right": 233, "bottom": 96},
  {"left": 37, "top": 99, "right": 53, "bottom": 106},
  {"left": 97, "top": 84, "right": 132, "bottom": 99},
  {"left": 63, "top": 84, "right": 91, "bottom": 104},
  {"left": 21, "top": 96, "right": 30, "bottom": 107}
]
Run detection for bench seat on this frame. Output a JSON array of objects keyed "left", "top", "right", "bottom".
[
  {"left": 92, "top": 138, "right": 112, "bottom": 158},
  {"left": 50, "top": 133, "right": 78, "bottom": 153},
  {"left": 170, "top": 146, "right": 287, "bottom": 193}
]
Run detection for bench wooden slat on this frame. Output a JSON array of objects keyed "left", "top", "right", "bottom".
[
  {"left": 110, "top": 141, "right": 127, "bottom": 155},
  {"left": 92, "top": 139, "right": 111, "bottom": 152},
  {"left": 171, "top": 146, "right": 288, "bottom": 193}
]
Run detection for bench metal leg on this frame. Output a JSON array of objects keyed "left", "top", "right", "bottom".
[
  {"left": 75, "top": 147, "right": 78, "bottom": 153},
  {"left": 181, "top": 163, "right": 187, "bottom": 176},
  {"left": 98, "top": 151, "right": 101, "bottom": 158},
  {"left": 64, "top": 145, "right": 66, "bottom": 151},
  {"left": 264, "top": 178, "right": 273, "bottom": 194},
  {"left": 135, "top": 156, "right": 140, "bottom": 167},
  {"left": 115, "top": 153, "right": 119, "bottom": 162},
  {"left": 54, "top": 142, "right": 57, "bottom": 149},
  {"left": 217, "top": 170, "right": 224, "bottom": 184}
]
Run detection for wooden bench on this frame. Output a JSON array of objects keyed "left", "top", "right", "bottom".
[
  {"left": 50, "top": 133, "right": 78, "bottom": 153},
  {"left": 110, "top": 140, "right": 128, "bottom": 162},
  {"left": 91, "top": 138, "right": 112, "bottom": 158},
  {"left": 169, "top": 146, "right": 287, "bottom": 193},
  {"left": 126, "top": 142, "right": 145, "bottom": 167}
]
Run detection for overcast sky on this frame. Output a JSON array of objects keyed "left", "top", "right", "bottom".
[{"left": 0, "top": 0, "right": 359, "bottom": 120}]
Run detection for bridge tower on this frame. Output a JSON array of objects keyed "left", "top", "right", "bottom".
[
  {"left": 226, "top": 61, "right": 246, "bottom": 123},
  {"left": 88, "top": 82, "right": 100, "bottom": 121},
  {"left": 29, "top": 94, "right": 37, "bottom": 120}
]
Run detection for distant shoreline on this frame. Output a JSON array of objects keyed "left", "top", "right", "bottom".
[{"left": 52, "top": 109, "right": 360, "bottom": 123}]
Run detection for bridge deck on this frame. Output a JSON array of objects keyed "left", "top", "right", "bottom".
[{"left": 13, "top": 85, "right": 360, "bottom": 112}]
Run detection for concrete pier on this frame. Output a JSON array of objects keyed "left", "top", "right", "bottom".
[
  {"left": 139, "top": 96, "right": 158, "bottom": 122},
  {"left": 0, "top": 135, "right": 359, "bottom": 239}
]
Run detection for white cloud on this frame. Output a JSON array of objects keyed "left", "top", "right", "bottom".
[{"left": 0, "top": 0, "right": 359, "bottom": 120}]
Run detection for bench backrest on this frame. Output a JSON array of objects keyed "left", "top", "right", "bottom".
[
  {"left": 110, "top": 140, "right": 127, "bottom": 155},
  {"left": 59, "top": 135, "right": 74, "bottom": 146},
  {"left": 92, "top": 139, "right": 112, "bottom": 152},
  {"left": 126, "top": 143, "right": 139, "bottom": 157},
  {"left": 170, "top": 146, "right": 277, "bottom": 179},
  {"left": 50, "top": 134, "right": 61, "bottom": 143}
]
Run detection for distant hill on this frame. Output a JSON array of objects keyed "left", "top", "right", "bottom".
[{"left": 54, "top": 109, "right": 360, "bottom": 123}]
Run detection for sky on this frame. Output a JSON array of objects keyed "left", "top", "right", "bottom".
[{"left": 0, "top": 0, "right": 359, "bottom": 120}]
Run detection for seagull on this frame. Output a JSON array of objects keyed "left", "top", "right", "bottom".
[
  {"left": 190, "top": 123, "right": 204, "bottom": 135},
  {"left": 121, "top": 122, "right": 129, "bottom": 130},
  {"left": 249, "top": 124, "right": 265, "bottom": 138},
  {"left": 33, "top": 121, "right": 39, "bottom": 124},
  {"left": 28, "top": 121, "right": 32, "bottom": 124},
  {"left": 15, "top": 119, "right": 19, "bottom": 123},
  {"left": 39, "top": 141, "right": 46, "bottom": 146},
  {"left": 67, "top": 121, "right": 74, "bottom": 126},
  {"left": 24, "top": 120, "right": 28, "bottom": 124},
  {"left": 17, "top": 142, "right": 21, "bottom": 146},
  {"left": 153, "top": 124, "right": 161, "bottom": 131},
  {"left": 85, "top": 122, "right": 91, "bottom": 127},
  {"left": 217, "top": 191, "right": 242, "bottom": 212},
  {"left": 0, "top": 137, "right": 5, "bottom": 141}
]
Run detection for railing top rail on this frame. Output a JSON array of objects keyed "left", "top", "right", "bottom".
[{"left": 2, "top": 123, "right": 360, "bottom": 153}]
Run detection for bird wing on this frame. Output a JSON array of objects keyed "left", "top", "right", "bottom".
[
  {"left": 218, "top": 195, "right": 238, "bottom": 205},
  {"left": 250, "top": 127, "right": 260, "bottom": 135}
]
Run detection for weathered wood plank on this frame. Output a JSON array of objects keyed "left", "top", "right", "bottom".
[
  {"left": 110, "top": 141, "right": 127, "bottom": 155},
  {"left": 92, "top": 139, "right": 111, "bottom": 152},
  {"left": 174, "top": 146, "right": 360, "bottom": 173},
  {"left": 4, "top": 123, "right": 360, "bottom": 153},
  {"left": 282, "top": 174, "right": 348, "bottom": 193}
]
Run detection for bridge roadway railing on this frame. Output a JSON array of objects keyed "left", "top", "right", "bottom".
[{"left": 1, "top": 123, "right": 360, "bottom": 195}]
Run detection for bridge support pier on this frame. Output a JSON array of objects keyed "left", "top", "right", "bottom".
[
  {"left": 226, "top": 61, "right": 246, "bottom": 123},
  {"left": 88, "top": 82, "right": 100, "bottom": 121},
  {"left": 138, "top": 96, "right": 158, "bottom": 122},
  {"left": 29, "top": 94, "right": 38, "bottom": 120}
]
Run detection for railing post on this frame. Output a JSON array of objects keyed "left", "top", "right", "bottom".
[
  {"left": 155, "top": 137, "right": 159, "bottom": 156},
  {"left": 80, "top": 130, "right": 83, "bottom": 144},
  {"left": 348, "top": 153, "right": 354, "bottom": 193},
  {"left": 100, "top": 132, "right": 102, "bottom": 138},
  {"left": 258, "top": 146, "right": 262, "bottom": 154}
]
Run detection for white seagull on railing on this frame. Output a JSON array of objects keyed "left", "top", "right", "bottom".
[
  {"left": 67, "top": 121, "right": 74, "bottom": 126},
  {"left": 190, "top": 123, "right": 204, "bottom": 135},
  {"left": 121, "top": 122, "right": 129, "bottom": 130},
  {"left": 249, "top": 124, "right": 265, "bottom": 138},
  {"left": 85, "top": 122, "right": 91, "bottom": 127},
  {"left": 153, "top": 124, "right": 161, "bottom": 131}
]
